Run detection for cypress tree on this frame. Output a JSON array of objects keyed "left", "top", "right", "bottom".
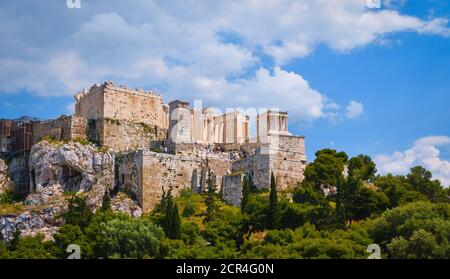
[
  {"left": 241, "top": 175, "right": 251, "bottom": 212},
  {"left": 169, "top": 203, "right": 182, "bottom": 239},
  {"left": 9, "top": 230, "right": 21, "bottom": 251},
  {"left": 268, "top": 172, "right": 279, "bottom": 229},
  {"left": 101, "top": 190, "right": 111, "bottom": 212},
  {"left": 163, "top": 187, "right": 174, "bottom": 236},
  {"left": 248, "top": 174, "right": 257, "bottom": 193},
  {"left": 62, "top": 195, "right": 93, "bottom": 229},
  {"left": 204, "top": 170, "right": 219, "bottom": 222}
]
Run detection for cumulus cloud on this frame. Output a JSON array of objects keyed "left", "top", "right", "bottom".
[
  {"left": 345, "top": 101, "right": 364, "bottom": 119},
  {"left": 375, "top": 136, "right": 450, "bottom": 187},
  {"left": 0, "top": 0, "right": 449, "bottom": 123}
]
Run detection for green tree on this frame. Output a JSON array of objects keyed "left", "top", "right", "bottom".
[
  {"left": 169, "top": 203, "right": 182, "bottom": 239},
  {"left": 267, "top": 172, "right": 279, "bottom": 229},
  {"left": 53, "top": 224, "right": 93, "bottom": 258},
  {"left": 248, "top": 174, "right": 257, "bottom": 193},
  {"left": 293, "top": 181, "right": 323, "bottom": 205},
  {"left": 61, "top": 195, "right": 93, "bottom": 229},
  {"left": 4, "top": 234, "right": 55, "bottom": 259},
  {"left": 101, "top": 190, "right": 111, "bottom": 212},
  {"left": 97, "top": 217, "right": 164, "bottom": 259},
  {"left": 304, "top": 149, "right": 348, "bottom": 190},
  {"left": 387, "top": 229, "right": 442, "bottom": 259},
  {"left": 204, "top": 170, "right": 219, "bottom": 222},
  {"left": 8, "top": 230, "right": 21, "bottom": 251},
  {"left": 158, "top": 186, "right": 181, "bottom": 239},
  {"left": 347, "top": 154, "right": 376, "bottom": 181},
  {"left": 407, "top": 166, "right": 448, "bottom": 202},
  {"left": 368, "top": 201, "right": 450, "bottom": 258},
  {"left": 241, "top": 175, "right": 251, "bottom": 211}
]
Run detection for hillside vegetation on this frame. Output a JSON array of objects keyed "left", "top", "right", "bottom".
[{"left": 1, "top": 149, "right": 449, "bottom": 259}]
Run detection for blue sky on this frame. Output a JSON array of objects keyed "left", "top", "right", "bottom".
[{"left": 0, "top": 0, "right": 449, "bottom": 185}]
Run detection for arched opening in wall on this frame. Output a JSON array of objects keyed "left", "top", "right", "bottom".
[
  {"left": 60, "top": 126, "right": 65, "bottom": 141},
  {"left": 61, "top": 165, "right": 82, "bottom": 192},
  {"left": 30, "top": 169, "right": 36, "bottom": 192}
]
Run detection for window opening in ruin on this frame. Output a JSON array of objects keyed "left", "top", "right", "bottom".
[
  {"left": 62, "top": 165, "right": 83, "bottom": 192},
  {"left": 30, "top": 169, "right": 36, "bottom": 192}
]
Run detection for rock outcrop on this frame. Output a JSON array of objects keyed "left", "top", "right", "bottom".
[
  {"left": 111, "top": 192, "right": 142, "bottom": 217},
  {"left": 0, "top": 159, "right": 11, "bottom": 194},
  {"left": 0, "top": 141, "right": 160, "bottom": 243},
  {"left": 0, "top": 141, "right": 117, "bottom": 242},
  {"left": 26, "top": 141, "right": 114, "bottom": 208},
  {"left": 0, "top": 209, "right": 60, "bottom": 242}
]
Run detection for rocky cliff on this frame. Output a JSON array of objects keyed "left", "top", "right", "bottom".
[
  {"left": 26, "top": 140, "right": 114, "bottom": 208},
  {"left": 1, "top": 141, "right": 116, "bottom": 242},
  {"left": 0, "top": 159, "right": 10, "bottom": 194}
]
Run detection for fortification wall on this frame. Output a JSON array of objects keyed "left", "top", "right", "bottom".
[
  {"left": 75, "top": 82, "right": 166, "bottom": 128},
  {"left": 88, "top": 118, "right": 167, "bottom": 151},
  {"left": 118, "top": 150, "right": 233, "bottom": 212},
  {"left": 222, "top": 174, "right": 244, "bottom": 206},
  {"left": 32, "top": 116, "right": 87, "bottom": 144},
  {"left": 75, "top": 85, "right": 104, "bottom": 120},
  {"left": 117, "top": 151, "right": 143, "bottom": 203},
  {"left": 230, "top": 135, "right": 306, "bottom": 190},
  {"left": 268, "top": 135, "right": 307, "bottom": 189}
]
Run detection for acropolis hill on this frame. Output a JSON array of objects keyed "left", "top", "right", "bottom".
[{"left": 0, "top": 81, "right": 307, "bottom": 211}]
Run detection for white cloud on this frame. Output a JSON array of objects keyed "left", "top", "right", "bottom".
[
  {"left": 0, "top": 0, "right": 449, "bottom": 123},
  {"left": 375, "top": 136, "right": 450, "bottom": 187},
  {"left": 345, "top": 101, "right": 364, "bottom": 119},
  {"left": 66, "top": 103, "right": 75, "bottom": 115}
]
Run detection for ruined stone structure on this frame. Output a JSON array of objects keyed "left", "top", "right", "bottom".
[
  {"left": 2, "top": 81, "right": 307, "bottom": 212},
  {"left": 75, "top": 82, "right": 167, "bottom": 128},
  {"left": 32, "top": 115, "right": 88, "bottom": 144},
  {"left": 166, "top": 100, "right": 250, "bottom": 154},
  {"left": 222, "top": 174, "right": 245, "bottom": 206},
  {"left": 0, "top": 118, "right": 34, "bottom": 153},
  {"left": 117, "top": 150, "right": 233, "bottom": 212}
]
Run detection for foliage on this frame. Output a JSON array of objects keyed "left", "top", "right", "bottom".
[
  {"left": 347, "top": 154, "right": 376, "bottom": 182},
  {"left": 96, "top": 217, "right": 164, "bottom": 259},
  {"left": 101, "top": 190, "right": 111, "bottom": 212},
  {"left": 61, "top": 195, "right": 94, "bottom": 229},
  {"left": 365, "top": 201, "right": 450, "bottom": 259},
  {"left": 204, "top": 171, "right": 220, "bottom": 222},
  {"left": 1, "top": 234, "right": 55, "bottom": 259},
  {"left": 292, "top": 181, "right": 323, "bottom": 205},
  {"left": 241, "top": 175, "right": 251, "bottom": 212},
  {"left": 3, "top": 147, "right": 449, "bottom": 259},
  {"left": 157, "top": 186, "right": 182, "bottom": 239},
  {"left": 304, "top": 149, "right": 347, "bottom": 189},
  {"left": 267, "top": 172, "right": 279, "bottom": 229},
  {"left": 406, "top": 166, "right": 448, "bottom": 203}
]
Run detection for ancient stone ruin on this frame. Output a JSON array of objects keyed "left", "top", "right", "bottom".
[{"left": 0, "top": 81, "right": 307, "bottom": 212}]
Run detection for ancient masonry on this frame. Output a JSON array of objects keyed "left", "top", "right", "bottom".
[{"left": 0, "top": 81, "right": 307, "bottom": 211}]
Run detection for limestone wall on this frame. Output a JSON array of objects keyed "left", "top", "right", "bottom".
[
  {"left": 32, "top": 116, "right": 87, "bottom": 144},
  {"left": 118, "top": 150, "right": 233, "bottom": 212},
  {"left": 230, "top": 135, "right": 306, "bottom": 190},
  {"left": 75, "top": 86, "right": 104, "bottom": 120},
  {"left": 88, "top": 118, "right": 167, "bottom": 152},
  {"left": 117, "top": 151, "right": 143, "bottom": 202},
  {"left": 268, "top": 135, "right": 307, "bottom": 189},
  {"left": 75, "top": 82, "right": 166, "bottom": 128},
  {"left": 222, "top": 174, "right": 244, "bottom": 206}
]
